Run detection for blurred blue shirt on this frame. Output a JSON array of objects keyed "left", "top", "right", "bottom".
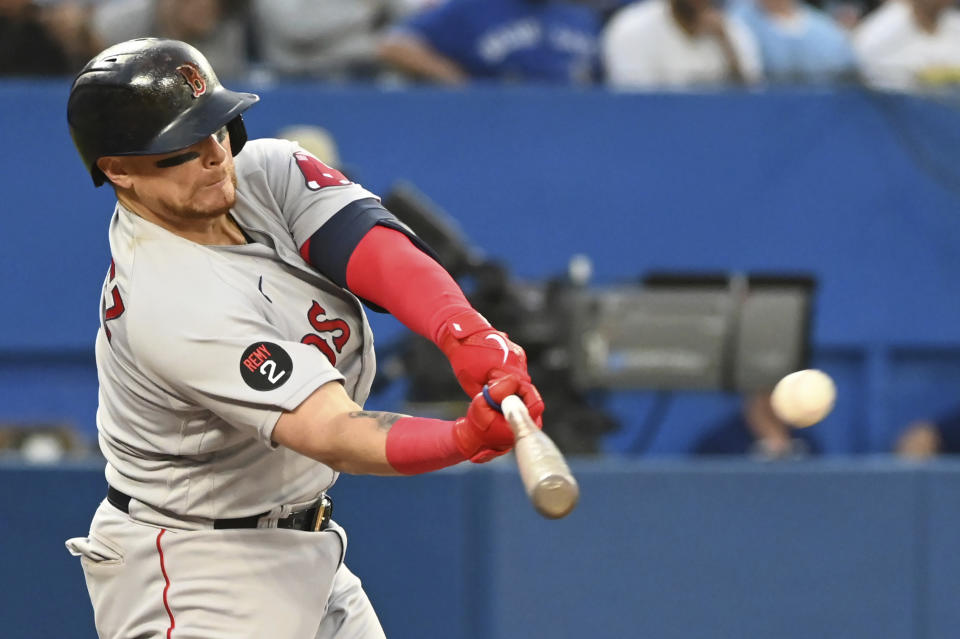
[
  {"left": 397, "top": 0, "right": 602, "bottom": 83},
  {"left": 731, "top": 1, "right": 857, "bottom": 84}
]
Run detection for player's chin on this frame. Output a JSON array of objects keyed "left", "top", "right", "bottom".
[{"left": 195, "top": 178, "right": 236, "bottom": 211}]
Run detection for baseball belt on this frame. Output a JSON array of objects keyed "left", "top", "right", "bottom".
[{"left": 106, "top": 485, "right": 333, "bottom": 532}]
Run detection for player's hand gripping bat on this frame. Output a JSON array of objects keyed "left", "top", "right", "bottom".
[{"left": 500, "top": 395, "right": 579, "bottom": 519}]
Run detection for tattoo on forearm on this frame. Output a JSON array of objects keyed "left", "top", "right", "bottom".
[{"left": 348, "top": 411, "right": 408, "bottom": 431}]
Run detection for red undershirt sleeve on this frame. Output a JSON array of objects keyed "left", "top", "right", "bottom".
[
  {"left": 345, "top": 225, "right": 473, "bottom": 343},
  {"left": 384, "top": 416, "right": 465, "bottom": 474}
]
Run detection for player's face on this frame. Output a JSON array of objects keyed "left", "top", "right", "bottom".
[{"left": 112, "top": 127, "right": 237, "bottom": 222}]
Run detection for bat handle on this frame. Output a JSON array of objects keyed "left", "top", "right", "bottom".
[{"left": 500, "top": 394, "right": 538, "bottom": 440}]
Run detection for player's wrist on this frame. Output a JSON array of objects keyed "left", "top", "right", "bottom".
[
  {"left": 385, "top": 416, "right": 467, "bottom": 474},
  {"left": 452, "top": 416, "right": 495, "bottom": 461},
  {"left": 452, "top": 418, "right": 513, "bottom": 463},
  {"left": 434, "top": 308, "right": 493, "bottom": 350}
]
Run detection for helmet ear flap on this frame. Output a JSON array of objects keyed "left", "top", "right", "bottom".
[
  {"left": 227, "top": 115, "right": 247, "bottom": 156},
  {"left": 91, "top": 164, "right": 108, "bottom": 187}
]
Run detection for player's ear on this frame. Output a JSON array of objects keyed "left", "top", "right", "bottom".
[{"left": 96, "top": 156, "right": 132, "bottom": 188}]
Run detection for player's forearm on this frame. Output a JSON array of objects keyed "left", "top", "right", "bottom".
[
  {"left": 273, "top": 382, "right": 470, "bottom": 475},
  {"left": 273, "top": 407, "right": 396, "bottom": 474},
  {"left": 378, "top": 34, "right": 469, "bottom": 85},
  {"left": 272, "top": 382, "right": 396, "bottom": 474},
  {"left": 346, "top": 225, "right": 475, "bottom": 344},
  {"left": 277, "top": 410, "right": 469, "bottom": 475},
  {"left": 317, "top": 410, "right": 405, "bottom": 475},
  {"left": 347, "top": 226, "right": 532, "bottom": 398}
]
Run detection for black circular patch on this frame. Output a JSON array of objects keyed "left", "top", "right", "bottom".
[{"left": 239, "top": 342, "right": 293, "bottom": 391}]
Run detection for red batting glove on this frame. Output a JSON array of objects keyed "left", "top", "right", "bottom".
[
  {"left": 453, "top": 374, "right": 545, "bottom": 464},
  {"left": 437, "top": 309, "right": 532, "bottom": 398}
]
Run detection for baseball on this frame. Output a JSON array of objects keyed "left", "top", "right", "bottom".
[{"left": 770, "top": 369, "right": 836, "bottom": 428}]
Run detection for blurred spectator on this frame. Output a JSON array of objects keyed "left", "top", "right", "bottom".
[
  {"left": 249, "top": 0, "right": 415, "bottom": 80},
  {"left": 820, "top": 0, "right": 878, "bottom": 29},
  {"left": 378, "top": 0, "right": 602, "bottom": 85},
  {"left": 694, "top": 392, "right": 820, "bottom": 459},
  {"left": 799, "top": 0, "right": 885, "bottom": 29},
  {"left": 0, "top": 0, "right": 72, "bottom": 75},
  {"left": 602, "top": 0, "right": 763, "bottom": 90},
  {"left": 87, "top": 0, "right": 249, "bottom": 78},
  {"left": 40, "top": 2, "right": 100, "bottom": 72},
  {"left": 853, "top": 0, "right": 960, "bottom": 91},
  {"left": 577, "top": 0, "right": 638, "bottom": 21},
  {"left": 896, "top": 410, "right": 960, "bottom": 458},
  {"left": 732, "top": 0, "right": 858, "bottom": 84}
]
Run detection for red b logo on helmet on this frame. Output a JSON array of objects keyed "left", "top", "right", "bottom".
[{"left": 176, "top": 63, "right": 206, "bottom": 98}]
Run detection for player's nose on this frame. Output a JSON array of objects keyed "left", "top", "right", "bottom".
[{"left": 200, "top": 132, "right": 229, "bottom": 166}]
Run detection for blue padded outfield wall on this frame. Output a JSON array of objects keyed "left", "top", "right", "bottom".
[
  {"left": 2, "top": 83, "right": 960, "bottom": 453},
  {"left": 6, "top": 459, "right": 960, "bottom": 639}
]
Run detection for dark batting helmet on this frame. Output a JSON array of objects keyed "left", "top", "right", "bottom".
[{"left": 67, "top": 38, "right": 259, "bottom": 187}]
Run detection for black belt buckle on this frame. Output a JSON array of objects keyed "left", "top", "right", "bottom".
[{"left": 312, "top": 495, "right": 333, "bottom": 532}]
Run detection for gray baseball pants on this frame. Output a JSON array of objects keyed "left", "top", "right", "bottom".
[{"left": 66, "top": 500, "right": 386, "bottom": 638}]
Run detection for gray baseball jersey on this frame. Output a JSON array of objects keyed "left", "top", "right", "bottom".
[{"left": 96, "top": 138, "right": 381, "bottom": 524}]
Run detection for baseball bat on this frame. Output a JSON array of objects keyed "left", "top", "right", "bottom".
[{"left": 500, "top": 394, "right": 579, "bottom": 519}]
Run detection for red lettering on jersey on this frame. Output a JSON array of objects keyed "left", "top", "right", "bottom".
[
  {"left": 302, "top": 334, "right": 336, "bottom": 364},
  {"left": 243, "top": 344, "right": 273, "bottom": 370},
  {"left": 102, "top": 259, "right": 125, "bottom": 342},
  {"left": 301, "top": 300, "right": 351, "bottom": 365},
  {"left": 293, "top": 152, "right": 352, "bottom": 191},
  {"left": 176, "top": 63, "right": 206, "bottom": 98}
]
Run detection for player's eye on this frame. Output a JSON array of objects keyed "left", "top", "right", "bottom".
[
  {"left": 154, "top": 128, "right": 227, "bottom": 168},
  {"left": 155, "top": 151, "right": 200, "bottom": 168}
]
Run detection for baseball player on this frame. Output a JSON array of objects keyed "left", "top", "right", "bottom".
[{"left": 63, "top": 38, "right": 544, "bottom": 638}]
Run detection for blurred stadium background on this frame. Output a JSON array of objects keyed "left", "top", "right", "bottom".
[{"left": 4, "top": 0, "right": 960, "bottom": 636}]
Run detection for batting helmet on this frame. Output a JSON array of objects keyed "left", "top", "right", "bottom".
[{"left": 67, "top": 38, "right": 260, "bottom": 187}]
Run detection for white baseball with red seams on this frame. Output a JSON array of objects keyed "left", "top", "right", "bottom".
[{"left": 770, "top": 369, "right": 837, "bottom": 428}]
